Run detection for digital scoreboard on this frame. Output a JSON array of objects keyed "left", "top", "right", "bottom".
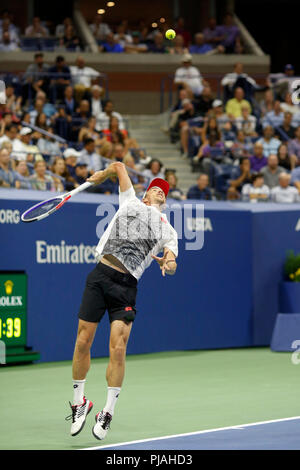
[{"left": 0, "top": 273, "right": 39, "bottom": 364}]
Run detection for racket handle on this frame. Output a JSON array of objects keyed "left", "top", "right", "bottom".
[{"left": 68, "top": 181, "right": 93, "bottom": 197}]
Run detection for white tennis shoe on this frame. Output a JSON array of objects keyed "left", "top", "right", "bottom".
[
  {"left": 92, "top": 410, "right": 112, "bottom": 440},
  {"left": 66, "top": 396, "right": 93, "bottom": 436}
]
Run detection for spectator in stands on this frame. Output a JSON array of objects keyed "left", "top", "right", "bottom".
[
  {"left": 260, "top": 154, "right": 285, "bottom": 189},
  {"left": 241, "top": 172, "right": 270, "bottom": 202},
  {"left": 277, "top": 143, "right": 295, "bottom": 170},
  {"left": 143, "top": 159, "right": 164, "bottom": 182},
  {"left": 89, "top": 85, "right": 104, "bottom": 121},
  {"left": 23, "top": 53, "right": 49, "bottom": 104},
  {"left": 228, "top": 157, "right": 252, "bottom": 197},
  {"left": 194, "top": 130, "right": 228, "bottom": 172},
  {"left": 194, "top": 85, "right": 214, "bottom": 116},
  {"left": 203, "top": 17, "right": 224, "bottom": 47},
  {"left": 78, "top": 116, "right": 101, "bottom": 142},
  {"left": 0, "top": 31, "right": 18, "bottom": 51},
  {"left": 71, "top": 99, "right": 91, "bottom": 140},
  {"left": 125, "top": 31, "right": 148, "bottom": 53},
  {"left": 37, "top": 126, "right": 61, "bottom": 163},
  {"left": 61, "top": 85, "right": 78, "bottom": 115},
  {"left": 189, "top": 33, "right": 213, "bottom": 54},
  {"left": 70, "top": 56, "right": 100, "bottom": 102},
  {"left": 0, "top": 17, "right": 19, "bottom": 44},
  {"left": 225, "top": 87, "right": 251, "bottom": 119},
  {"left": 78, "top": 137, "right": 103, "bottom": 172},
  {"left": 102, "top": 116, "right": 133, "bottom": 154},
  {"left": 53, "top": 105, "right": 71, "bottom": 141},
  {"left": 277, "top": 112, "right": 296, "bottom": 140},
  {"left": 64, "top": 148, "right": 81, "bottom": 179},
  {"left": 89, "top": 14, "right": 111, "bottom": 43},
  {"left": 97, "top": 100, "right": 125, "bottom": 131},
  {"left": 177, "top": 99, "right": 201, "bottom": 157},
  {"left": 221, "top": 62, "right": 269, "bottom": 103},
  {"left": 114, "top": 24, "right": 133, "bottom": 49},
  {"left": 59, "top": 24, "right": 81, "bottom": 51},
  {"left": 48, "top": 55, "right": 71, "bottom": 102},
  {"left": 174, "top": 17, "right": 191, "bottom": 47},
  {"left": 51, "top": 156, "right": 76, "bottom": 191},
  {"left": 174, "top": 53, "right": 203, "bottom": 97},
  {"left": 55, "top": 17, "right": 73, "bottom": 38},
  {"left": 271, "top": 172, "right": 299, "bottom": 203},
  {"left": 187, "top": 174, "right": 212, "bottom": 200},
  {"left": 230, "top": 130, "right": 253, "bottom": 160},
  {"left": 0, "top": 123, "right": 18, "bottom": 146},
  {"left": 25, "top": 17, "right": 48, "bottom": 37},
  {"left": 235, "top": 105, "right": 257, "bottom": 136},
  {"left": 0, "top": 147, "right": 19, "bottom": 188},
  {"left": 258, "top": 126, "right": 281, "bottom": 157},
  {"left": 288, "top": 126, "right": 300, "bottom": 162},
  {"left": 270, "top": 64, "right": 295, "bottom": 100},
  {"left": 249, "top": 142, "right": 268, "bottom": 171},
  {"left": 209, "top": 99, "right": 229, "bottom": 130},
  {"left": 4, "top": 84, "right": 22, "bottom": 116},
  {"left": 74, "top": 162, "right": 90, "bottom": 185},
  {"left": 100, "top": 32, "right": 124, "bottom": 53},
  {"left": 262, "top": 100, "right": 284, "bottom": 128},
  {"left": 29, "top": 91, "right": 56, "bottom": 124},
  {"left": 111, "top": 142, "right": 126, "bottom": 162},
  {"left": 29, "top": 159, "right": 57, "bottom": 191},
  {"left": 165, "top": 172, "right": 186, "bottom": 200},
  {"left": 218, "top": 12, "right": 240, "bottom": 53},
  {"left": 260, "top": 89, "right": 274, "bottom": 117},
  {"left": 12, "top": 127, "right": 41, "bottom": 162},
  {"left": 168, "top": 34, "right": 187, "bottom": 55},
  {"left": 148, "top": 32, "right": 166, "bottom": 53},
  {"left": 14, "top": 160, "right": 32, "bottom": 189},
  {"left": 280, "top": 92, "right": 299, "bottom": 115}
]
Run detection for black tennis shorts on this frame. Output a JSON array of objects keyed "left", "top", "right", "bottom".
[{"left": 78, "top": 262, "right": 138, "bottom": 324}]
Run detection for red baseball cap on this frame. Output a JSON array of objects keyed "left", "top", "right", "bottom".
[{"left": 146, "top": 178, "right": 169, "bottom": 197}]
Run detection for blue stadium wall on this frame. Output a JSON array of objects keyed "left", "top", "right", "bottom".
[{"left": 1, "top": 190, "right": 300, "bottom": 362}]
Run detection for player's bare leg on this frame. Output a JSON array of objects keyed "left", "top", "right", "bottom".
[
  {"left": 93, "top": 319, "right": 132, "bottom": 440},
  {"left": 66, "top": 320, "right": 97, "bottom": 436},
  {"left": 72, "top": 319, "right": 98, "bottom": 380}
]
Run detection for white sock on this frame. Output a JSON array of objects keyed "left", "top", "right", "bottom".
[
  {"left": 103, "top": 387, "right": 121, "bottom": 416},
  {"left": 72, "top": 379, "right": 86, "bottom": 405}
]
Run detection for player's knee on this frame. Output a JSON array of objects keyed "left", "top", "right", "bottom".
[
  {"left": 76, "top": 329, "right": 93, "bottom": 353},
  {"left": 110, "top": 343, "right": 127, "bottom": 365}
]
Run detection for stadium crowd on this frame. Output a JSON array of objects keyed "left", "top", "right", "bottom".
[
  {"left": 0, "top": 10, "right": 243, "bottom": 55},
  {"left": 166, "top": 56, "right": 300, "bottom": 202},
  {"left": 0, "top": 6, "right": 299, "bottom": 203}
]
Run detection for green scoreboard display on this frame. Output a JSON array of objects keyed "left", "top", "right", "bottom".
[{"left": 0, "top": 273, "right": 39, "bottom": 364}]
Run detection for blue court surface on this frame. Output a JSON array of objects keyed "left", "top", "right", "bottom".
[{"left": 83, "top": 417, "right": 300, "bottom": 450}]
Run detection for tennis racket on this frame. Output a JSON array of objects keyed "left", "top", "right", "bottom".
[{"left": 21, "top": 181, "right": 93, "bottom": 223}]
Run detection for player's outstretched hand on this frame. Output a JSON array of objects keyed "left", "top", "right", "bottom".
[
  {"left": 87, "top": 171, "right": 106, "bottom": 185},
  {"left": 151, "top": 252, "right": 175, "bottom": 277}
]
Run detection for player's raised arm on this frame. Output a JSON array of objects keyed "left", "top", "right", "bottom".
[{"left": 87, "top": 162, "right": 132, "bottom": 192}]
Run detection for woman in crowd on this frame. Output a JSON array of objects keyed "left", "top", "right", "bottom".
[
  {"left": 51, "top": 156, "right": 77, "bottom": 191},
  {"left": 277, "top": 143, "right": 296, "bottom": 171},
  {"left": 29, "top": 159, "right": 57, "bottom": 191},
  {"left": 37, "top": 126, "right": 62, "bottom": 164},
  {"left": 14, "top": 160, "right": 32, "bottom": 189}
]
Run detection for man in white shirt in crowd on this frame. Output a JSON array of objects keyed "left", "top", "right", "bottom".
[
  {"left": 0, "top": 124, "right": 18, "bottom": 146},
  {"left": 70, "top": 56, "right": 101, "bottom": 102},
  {"left": 174, "top": 53, "right": 203, "bottom": 97},
  {"left": 90, "top": 85, "right": 104, "bottom": 122},
  {"left": 12, "top": 127, "right": 42, "bottom": 162},
  {"left": 271, "top": 172, "right": 299, "bottom": 203},
  {"left": 97, "top": 100, "right": 125, "bottom": 131},
  {"left": 89, "top": 14, "right": 111, "bottom": 42},
  {"left": 257, "top": 125, "right": 281, "bottom": 157}
]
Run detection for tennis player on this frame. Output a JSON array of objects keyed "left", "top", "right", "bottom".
[{"left": 67, "top": 161, "right": 178, "bottom": 440}]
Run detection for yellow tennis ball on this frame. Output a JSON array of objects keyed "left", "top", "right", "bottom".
[{"left": 165, "top": 29, "right": 176, "bottom": 40}]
